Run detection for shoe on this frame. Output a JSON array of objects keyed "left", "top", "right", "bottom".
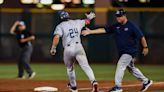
[
  {"left": 69, "top": 87, "right": 78, "bottom": 92},
  {"left": 28, "top": 72, "right": 36, "bottom": 79},
  {"left": 67, "top": 83, "right": 78, "bottom": 92},
  {"left": 17, "top": 76, "right": 26, "bottom": 79},
  {"left": 108, "top": 86, "right": 123, "bottom": 92},
  {"left": 141, "top": 80, "right": 153, "bottom": 92},
  {"left": 92, "top": 81, "right": 99, "bottom": 92}
]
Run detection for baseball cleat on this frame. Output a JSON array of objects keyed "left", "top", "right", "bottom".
[
  {"left": 28, "top": 72, "right": 36, "bottom": 79},
  {"left": 141, "top": 80, "right": 153, "bottom": 92},
  {"left": 16, "top": 76, "right": 26, "bottom": 79},
  {"left": 69, "top": 88, "right": 78, "bottom": 92},
  {"left": 108, "top": 86, "right": 123, "bottom": 92},
  {"left": 67, "top": 83, "right": 78, "bottom": 92},
  {"left": 92, "top": 81, "right": 99, "bottom": 92}
]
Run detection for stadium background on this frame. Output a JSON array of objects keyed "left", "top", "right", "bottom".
[
  {"left": 1, "top": 0, "right": 164, "bottom": 64},
  {"left": 0, "top": 0, "right": 164, "bottom": 92},
  {"left": 0, "top": 0, "right": 164, "bottom": 64}
]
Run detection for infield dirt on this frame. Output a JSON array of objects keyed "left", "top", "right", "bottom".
[{"left": 0, "top": 79, "right": 163, "bottom": 92}]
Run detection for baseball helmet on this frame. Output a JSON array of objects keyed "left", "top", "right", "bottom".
[
  {"left": 115, "top": 9, "right": 126, "bottom": 17},
  {"left": 59, "top": 11, "right": 70, "bottom": 20}
]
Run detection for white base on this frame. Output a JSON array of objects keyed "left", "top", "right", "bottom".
[{"left": 34, "top": 86, "right": 58, "bottom": 92}]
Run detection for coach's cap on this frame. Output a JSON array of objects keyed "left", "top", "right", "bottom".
[
  {"left": 19, "top": 21, "right": 25, "bottom": 26},
  {"left": 115, "top": 9, "right": 126, "bottom": 17}
]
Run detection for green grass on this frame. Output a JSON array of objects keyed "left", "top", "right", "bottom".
[{"left": 0, "top": 63, "right": 163, "bottom": 81}]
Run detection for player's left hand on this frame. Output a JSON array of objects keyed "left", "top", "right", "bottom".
[
  {"left": 142, "top": 47, "right": 149, "bottom": 56},
  {"left": 85, "top": 12, "right": 96, "bottom": 20},
  {"left": 50, "top": 46, "right": 56, "bottom": 55}
]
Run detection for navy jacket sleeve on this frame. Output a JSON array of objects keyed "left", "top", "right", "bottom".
[
  {"left": 104, "top": 25, "right": 115, "bottom": 34},
  {"left": 131, "top": 22, "right": 144, "bottom": 39}
]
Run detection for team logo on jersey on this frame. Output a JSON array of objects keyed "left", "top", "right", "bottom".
[
  {"left": 21, "top": 34, "right": 25, "bottom": 38},
  {"left": 116, "top": 27, "right": 120, "bottom": 29},
  {"left": 115, "top": 27, "right": 121, "bottom": 33},
  {"left": 124, "top": 28, "right": 129, "bottom": 31}
]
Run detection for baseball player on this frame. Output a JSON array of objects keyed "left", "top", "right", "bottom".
[
  {"left": 82, "top": 9, "right": 153, "bottom": 92},
  {"left": 10, "top": 21, "right": 36, "bottom": 79},
  {"left": 50, "top": 11, "right": 98, "bottom": 92}
]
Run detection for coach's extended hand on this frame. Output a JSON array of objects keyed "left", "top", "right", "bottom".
[{"left": 82, "top": 27, "right": 91, "bottom": 36}]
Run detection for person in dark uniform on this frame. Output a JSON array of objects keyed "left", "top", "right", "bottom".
[
  {"left": 82, "top": 9, "right": 152, "bottom": 92},
  {"left": 10, "top": 21, "right": 36, "bottom": 79}
]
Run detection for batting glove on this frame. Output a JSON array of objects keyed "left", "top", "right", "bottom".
[
  {"left": 85, "top": 12, "right": 96, "bottom": 20},
  {"left": 50, "top": 45, "right": 56, "bottom": 55}
]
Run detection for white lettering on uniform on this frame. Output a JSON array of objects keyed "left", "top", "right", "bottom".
[
  {"left": 116, "top": 27, "right": 120, "bottom": 29},
  {"left": 21, "top": 34, "right": 24, "bottom": 38},
  {"left": 124, "top": 28, "right": 128, "bottom": 31}
]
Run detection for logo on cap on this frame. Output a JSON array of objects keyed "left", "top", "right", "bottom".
[
  {"left": 19, "top": 21, "right": 25, "bottom": 26},
  {"left": 115, "top": 9, "right": 126, "bottom": 17}
]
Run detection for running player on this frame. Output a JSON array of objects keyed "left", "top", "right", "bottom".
[{"left": 50, "top": 11, "right": 98, "bottom": 92}]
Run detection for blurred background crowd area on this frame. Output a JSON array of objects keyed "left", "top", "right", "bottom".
[{"left": 0, "top": 0, "right": 164, "bottom": 64}]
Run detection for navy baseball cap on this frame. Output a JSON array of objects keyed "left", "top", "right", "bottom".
[{"left": 115, "top": 9, "right": 126, "bottom": 17}]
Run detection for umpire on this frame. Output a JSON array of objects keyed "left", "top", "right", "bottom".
[
  {"left": 82, "top": 9, "right": 153, "bottom": 92},
  {"left": 10, "top": 21, "right": 36, "bottom": 79}
]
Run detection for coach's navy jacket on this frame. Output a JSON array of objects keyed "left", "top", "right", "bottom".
[{"left": 104, "top": 21, "right": 144, "bottom": 57}]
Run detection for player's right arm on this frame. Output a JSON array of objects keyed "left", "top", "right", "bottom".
[
  {"left": 10, "top": 21, "right": 20, "bottom": 34},
  {"left": 84, "top": 12, "right": 96, "bottom": 25},
  {"left": 52, "top": 35, "right": 60, "bottom": 48},
  {"left": 50, "top": 35, "right": 60, "bottom": 55},
  {"left": 50, "top": 25, "right": 63, "bottom": 55}
]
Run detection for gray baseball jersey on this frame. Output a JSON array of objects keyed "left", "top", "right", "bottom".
[
  {"left": 54, "top": 19, "right": 85, "bottom": 47},
  {"left": 53, "top": 19, "right": 96, "bottom": 88}
]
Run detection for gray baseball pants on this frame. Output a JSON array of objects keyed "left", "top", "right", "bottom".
[
  {"left": 115, "top": 54, "right": 148, "bottom": 87},
  {"left": 64, "top": 43, "right": 96, "bottom": 87},
  {"left": 18, "top": 45, "right": 33, "bottom": 77}
]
